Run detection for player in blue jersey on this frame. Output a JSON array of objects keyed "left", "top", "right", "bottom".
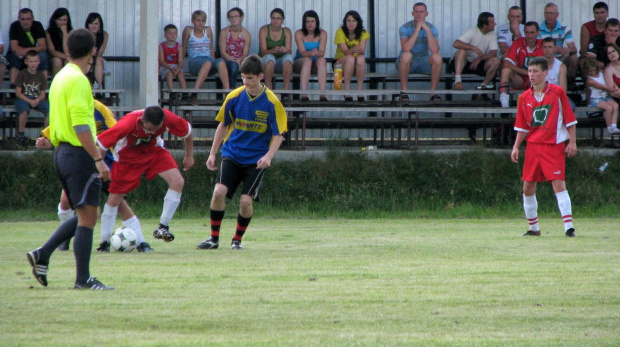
[{"left": 196, "top": 55, "right": 287, "bottom": 250}]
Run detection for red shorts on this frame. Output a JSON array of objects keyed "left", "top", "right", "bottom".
[
  {"left": 109, "top": 147, "right": 178, "bottom": 194},
  {"left": 522, "top": 142, "right": 566, "bottom": 182}
]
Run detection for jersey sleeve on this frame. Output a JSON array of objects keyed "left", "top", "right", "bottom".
[
  {"left": 94, "top": 101, "right": 117, "bottom": 132},
  {"left": 505, "top": 40, "right": 519, "bottom": 66},
  {"left": 163, "top": 108, "right": 192, "bottom": 138},
  {"left": 216, "top": 89, "right": 243, "bottom": 125},
  {"left": 558, "top": 88, "right": 577, "bottom": 127},
  {"left": 97, "top": 112, "right": 137, "bottom": 149},
  {"left": 333, "top": 27, "right": 346, "bottom": 45}
]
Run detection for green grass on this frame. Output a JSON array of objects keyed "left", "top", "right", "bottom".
[{"left": 2, "top": 218, "right": 619, "bottom": 346}]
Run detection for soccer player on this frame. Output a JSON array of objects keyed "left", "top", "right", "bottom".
[
  {"left": 96, "top": 106, "right": 194, "bottom": 246},
  {"left": 196, "top": 55, "right": 287, "bottom": 250},
  {"left": 511, "top": 57, "right": 577, "bottom": 237},
  {"left": 26, "top": 28, "right": 113, "bottom": 290}
]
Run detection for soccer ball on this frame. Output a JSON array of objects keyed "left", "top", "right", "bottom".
[{"left": 111, "top": 227, "right": 138, "bottom": 252}]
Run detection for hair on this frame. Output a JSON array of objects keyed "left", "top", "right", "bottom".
[
  {"left": 66, "top": 28, "right": 95, "bottom": 60},
  {"left": 477, "top": 12, "right": 494, "bottom": 29},
  {"left": 524, "top": 21, "right": 540, "bottom": 32},
  {"left": 24, "top": 50, "right": 40, "bottom": 60},
  {"left": 528, "top": 57, "right": 548, "bottom": 71},
  {"left": 542, "top": 37, "right": 556, "bottom": 45},
  {"left": 85, "top": 12, "right": 105, "bottom": 50},
  {"left": 301, "top": 10, "right": 321, "bottom": 37},
  {"left": 164, "top": 24, "right": 177, "bottom": 33},
  {"left": 239, "top": 55, "right": 264, "bottom": 75},
  {"left": 413, "top": 2, "right": 427, "bottom": 11},
  {"left": 606, "top": 18, "right": 620, "bottom": 29},
  {"left": 143, "top": 106, "right": 165, "bottom": 126},
  {"left": 594, "top": 2, "right": 609, "bottom": 12},
  {"left": 341, "top": 10, "right": 365, "bottom": 40},
  {"left": 544, "top": 3, "right": 558, "bottom": 11},
  {"left": 19, "top": 8, "right": 33, "bottom": 16},
  {"left": 270, "top": 8, "right": 285, "bottom": 19},
  {"left": 47, "top": 8, "right": 73, "bottom": 53},
  {"left": 508, "top": 5, "right": 521, "bottom": 13},
  {"left": 228, "top": 7, "right": 244, "bottom": 18},
  {"left": 584, "top": 57, "right": 602, "bottom": 75},
  {"left": 192, "top": 10, "right": 207, "bottom": 22}
]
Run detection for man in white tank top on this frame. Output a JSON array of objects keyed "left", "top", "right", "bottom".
[{"left": 543, "top": 37, "right": 575, "bottom": 110}]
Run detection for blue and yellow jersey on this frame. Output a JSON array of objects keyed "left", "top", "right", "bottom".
[
  {"left": 216, "top": 85, "right": 287, "bottom": 165},
  {"left": 42, "top": 100, "right": 117, "bottom": 167}
]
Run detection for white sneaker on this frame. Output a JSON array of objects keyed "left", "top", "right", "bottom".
[
  {"left": 608, "top": 127, "right": 620, "bottom": 135},
  {"left": 500, "top": 93, "right": 510, "bottom": 108}
]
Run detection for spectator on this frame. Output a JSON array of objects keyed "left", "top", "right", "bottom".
[
  {"left": 219, "top": 7, "right": 251, "bottom": 89},
  {"left": 294, "top": 10, "right": 328, "bottom": 101},
  {"left": 334, "top": 10, "right": 370, "bottom": 101},
  {"left": 542, "top": 37, "right": 575, "bottom": 110},
  {"left": 584, "top": 56, "right": 620, "bottom": 135},
  {"left": 499, "top": 22, "right": 544, "bottom": 107},
  {"left": 603, "top": 43, "right": 620, "bottom": 102},
  {"left": 397, "top": 2, "right": 442, "bottom": 101},
  {"left": 449, "top": 12, "right": 500, "bottom": 91},
  {"left": 538, "top": 3, "right": 578, "bottom": 84},
  {"left": 159, "top": 24, "right": 187, "bottom": 95},
  {"left": 497, "top": 6, "right": 525, "bottom": 60},
  {"left": 14, "top": 50, "right": 49, "bottom": 146},
  {"left": 46, "top": 8, "right": 73, "bottom": 78},
  {"left": 0, "top": 27, "right": 7, "bottom": 82},
  {"left": 586, "top": 18, "right": 620, "bottom": 67},
  {"left": 182, "top": 10, "right": 230, "bottom": 105},
  {"left": 580, "top": 2, "right": 608, "bottom": 57},
  {"left": 258, "top": 8, "right": 294, "bottom": 92},
  {"left": 85, "top": 13, "right": 109, "bottom": 89},
  {"left": 6, "top": 8, "right": 49, "bottom": 84}
]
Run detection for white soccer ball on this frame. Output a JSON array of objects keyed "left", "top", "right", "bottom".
[{"left": 111, "top": 227, "right": 138, "bottom": 252}]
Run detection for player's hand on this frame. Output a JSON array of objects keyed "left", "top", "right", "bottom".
[
  {"left": 256, "top": 154, "right": 273, "bottom": 169},
  {"left": 470, "top": 57, "right": 482, "bottom": 70},
  {"left": 509, "top": 20, "right": 520, "bottom": 34},
  {"left": 96, "top": 160, "right": 111, "bottom": 181},
  {"left": 36, "top": 137, "right": 52, "bottom": 149},
  {"left": 473, "top": 47, "right": 484, "bottom": 57},
  {"left": 183, "top": 155, "right": 194, "bottom": 171},
  {"left": 510, "top": 147, "right": 520, "bottom": 163},
  {"left": 566, "top": 142, "right": 577, "bottom": 158},
  {"left": 206, "top": 155, "right": 218, "bottom": 171}
]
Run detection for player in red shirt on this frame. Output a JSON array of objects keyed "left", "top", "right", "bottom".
[
  {"left": 499, "top": 21, "right": 544, "bottom": 107},
  {"left": 511, "top": 57, "right": 577, "bottom": 237},
  {"left": 97, "top": 106, "right": 194, "bottom": 247}
]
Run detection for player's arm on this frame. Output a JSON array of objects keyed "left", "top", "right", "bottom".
[
  {"left": 511, "top": 131, "right": 527, "bottom": 163},
  {"left": 182, "top": 131, "right": 194, "bottom": 171},
  {"left": 256, "top": 135, "right": 283, "bottom": 170},
  {"left": 206, "top": 122, "right": 229, "bottom": 171},
  {"left": 76, "top": 125, "right": 110, "bottom": 181},
  {"left": 566, "top": 124, "right": 577, "bottom": 157}
]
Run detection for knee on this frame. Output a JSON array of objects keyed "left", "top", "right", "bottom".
[
  {"left": 212, "top": 184, "right": 228, "bottom": 200},
  {"left": 430, "top": 53, "right": 442, "bottom": 66},
  {"left": 239, "top": 195, "right": 253, "bottom": 211},
  {"left": 169, "top": 175, "right": 185, "bottom": 191}
]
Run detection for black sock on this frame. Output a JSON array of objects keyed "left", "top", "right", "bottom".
[
  {"left": 210, "top": 209, "right": 225, "bottom": 242},
  {"left": 233, "top": 214, "right": 252, "bottom": 241},
  {"left": 39, "top": 216, "right": 78, "bottom": 264},
  {"left": 73, "top": 226, "right": 94, "bottom": 284}
]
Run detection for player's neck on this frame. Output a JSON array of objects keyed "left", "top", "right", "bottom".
[
  {"left": 69, "top": 55, "right": 91, "bottom": 74},
  {"left": 532, "top": 82, "right": 547, "bottom": 94},
  {"left": 246, "top": 84, "right": 264, "bottom": 97}
]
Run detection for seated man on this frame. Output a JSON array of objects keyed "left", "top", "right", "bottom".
[
  {"left": 542, "top": 37, "right": 575, "bottom": 110},
  {"left": 586, "top": 18, "right": 620, "bottom": 67},
  {"left": 6, "top": 8, "right": 49, "bottom": 84},
  {"left": 539, "top": 3, "right": 578, "bottom": 84},
  {"left": 449, "top": 12, "right": 500, "bottom": 90},
  {"left": 580, "top": 2, "right": 609, "bottom": 58},
  {"left": 497, "top": 6, "right": 525, "bottom": 60},
  {"left": 396, "top": 2, "right": 442, "bottom": 101},
  {"left": 499, "top": 22, "right": 543, "bottom": 107}
]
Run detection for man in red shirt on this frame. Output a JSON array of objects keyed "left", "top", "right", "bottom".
[
  {"left": 511, "top": 57, "right": 577, "bottom": 237},
  {"left": 499, "top": 21, "right": 544, "bottom": 107},
  {"left": 97, "top": 106, "right": 194, "bottom": 248}
]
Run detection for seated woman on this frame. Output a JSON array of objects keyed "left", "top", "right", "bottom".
[
  {"left": 182, "top": 10, "right": 230, "bottom": 105},
  {"left": 294, "top": 10, "right": 328, "bottom": 101},
  {"left": 603, "top": 43, "right": 620, "bottom": 104},
  {"left": 586, "top": 56, "right": 620, "bottom": 135},
  {"left": 46, "top": 8, "right": 73, "bottom": 78},
  {"left": 334, "top": 10, "right": 370, "bottom": 101},
  {"left": 258, "top": 8, "right": 294, "bottom": 91},
  {"left": 218, "top": 7, "right": 251, "bottom": 89},
  {"left": 85, "top": 12, "right": 108, "bottom": 88}
]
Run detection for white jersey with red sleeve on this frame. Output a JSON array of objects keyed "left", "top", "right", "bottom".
[
  {"left": 514, "top": 83, "right": 577, "bottom": 144},
  {"left": 97, "top": 108, "right": 191, "bottom": 162}
]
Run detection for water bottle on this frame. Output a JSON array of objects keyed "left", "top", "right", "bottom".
[
  {"left": 361, "top": 145, "right": 375, "bottom": 151},
  {"left": 598, "top": 162, "right": 608, "bottom": 172},
  {"left": 333, "top": 61, "right": 343, "bottom": 90}
]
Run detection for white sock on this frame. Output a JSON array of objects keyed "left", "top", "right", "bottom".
[
  {"left": 555, "top": 190, "right": 573, "bottom": 231},
  {"left": 123, "top": 215, "right": 145, "bottom": 244},
  {"left": 58, "top": 203, "right": 74, "bottom": 224},
  {"left": 523, "top": 194, "right": 539, "bottom": 231},
  {"left": 100, "top": 203, "right": 119, "bottom": 242},
  {"left": 160, "top": 189, "right": 182, "bottom": 226},
  {"left": 455, "top": 75, "right": 462, "bottom": 83}
]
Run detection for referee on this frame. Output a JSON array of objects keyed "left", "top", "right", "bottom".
[{"left": 27, "top": 28, "right": 113, "bottom": 290}]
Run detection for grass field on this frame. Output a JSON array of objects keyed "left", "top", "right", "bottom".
[{"left": 2, "top": 218, "right": 619, "bottom": 346}]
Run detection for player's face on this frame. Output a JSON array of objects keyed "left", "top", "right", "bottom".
[
  {"left": 524, "top": 25, "right": 539, "bottom": 44},
  {"left": 607, "top": 47, "right": 619, "bottom": 62},
  {"left": 528, "top": 65, "right": 547, "bottom": 86},
  {"left": 412, "top": 5, "right": 428, "bottom": 23},
  {"left": 141, "top": 120, "right": 162, "bottom": 134},
  {"left": 605, "top": 25, "right": 620, "bottom": 40},
  {"left": 165, "top": 29, "right": 177, "bottom": 42},
  {"left": 507, "top": 9, "right": 522, "bottom": 23},
  {"left": 543, "top": 42, "right": 556, "bottom": 58},
  {"left": 241, "top": 73, "right": 263, "bottom": 90},
  {"left": 18, "top": 12, "right": 34, "bottom": 31},
  {"left": 594, "top": 8, "right": 608, "bottom": 24}
]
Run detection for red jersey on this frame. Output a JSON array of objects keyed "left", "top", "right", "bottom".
[
  {"left": 160, "top": 42, "right": 179, "bottom": 66},
  {"left": 584, "top": 21, "right": 604, "bottom": 37},
  {"left": 97, "top": 108, "right": 191, "bottom": 162},
  {"left": 514, "top": 83, "right": 577, "bottom": 144},
  {"left": 505, "top": 37, "right": 544, "bottom": 70}
]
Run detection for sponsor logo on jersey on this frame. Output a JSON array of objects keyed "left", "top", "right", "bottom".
[
  {"left": 532, "top": 104, "right": 551, "bottom": 127},
  {"left": 235, "top": 119, "right": 267, "bottom": 133}
]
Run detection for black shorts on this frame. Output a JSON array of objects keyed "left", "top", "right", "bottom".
[
  {"left": 54, "top": 143, "right": 102, "bottom": 209},
  {"left": 217, "top": 157, "right": 266, "bottom": 202},
  {"left": 448, "top": 57, "right": 487, "bottom": 77}
]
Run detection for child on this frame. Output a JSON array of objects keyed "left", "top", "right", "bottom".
[
  {"left": 159, "top": 24, "right": 187, "bottom": 98},
  {"left": 15, "top": 50, "right": 50, "bottom": 146},
  {"left": 585, "top": 57, "right": 620, "bottom": 135},
  {"left": 196, "top": 55, "right": 287, "bottom": 250}
]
